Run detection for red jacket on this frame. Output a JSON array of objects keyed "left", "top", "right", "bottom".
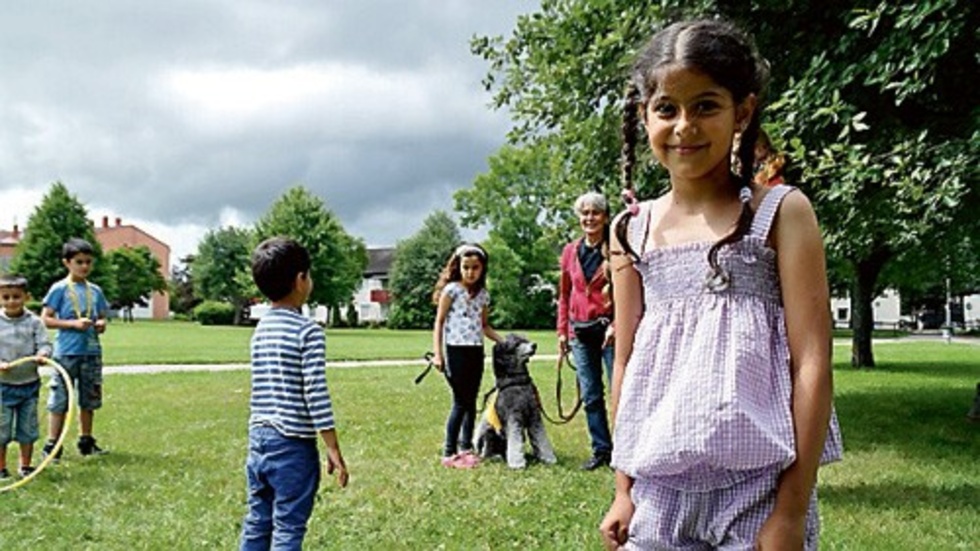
[{"left": 557, "top": 238, "right": 613, "bottom": 338}]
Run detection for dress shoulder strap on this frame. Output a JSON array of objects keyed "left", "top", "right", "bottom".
[
  {"left": 749, "top": 184, "right": 796, "bottom": 239},
  {"left": 626, "top": 201, "right": 652, "bottom": 257}
]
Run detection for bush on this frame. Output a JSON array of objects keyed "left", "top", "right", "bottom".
[
  {"left": 193, "top": 300, "right": 236, "bottom": 326},
  {"left": 26, "top": 300, "right": 43, "bottom": 315}
]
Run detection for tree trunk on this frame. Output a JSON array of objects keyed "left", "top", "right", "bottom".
[{"left": 850, "top": 249, "right": 891, "bottom": 368}]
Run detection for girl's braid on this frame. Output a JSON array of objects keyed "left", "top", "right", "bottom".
[{"left": 614, "top": 83, "right": 642, "bottom": 262}]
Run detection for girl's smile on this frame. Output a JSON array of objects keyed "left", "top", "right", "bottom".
[{"left": 642, "top": 65, "right": 753, "bottom": 184}]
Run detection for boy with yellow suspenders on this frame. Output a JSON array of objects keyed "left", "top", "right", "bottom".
[{"left": 40, "top": 238, "right": 110, "bottom": 462}]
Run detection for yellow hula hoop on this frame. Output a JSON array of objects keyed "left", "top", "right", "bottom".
[{"left": 0, "top": 356, "right": 76, "bottom": 493}]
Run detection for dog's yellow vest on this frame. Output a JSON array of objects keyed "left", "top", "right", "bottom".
[{"left": 485, "top": 390, "right": 503, "bottom": 432}]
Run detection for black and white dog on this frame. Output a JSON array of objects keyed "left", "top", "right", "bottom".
[{"left": 474, "top": 334, "right": 557, "bottom": 469}]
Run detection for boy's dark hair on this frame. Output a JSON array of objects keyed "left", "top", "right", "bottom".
[
  {"left": 251, "top": 237, "right": 312, "bottom": 302},
  {"left": 63, "top": 237, "right": 96, "bottom": 260},
  {"left": 0, "top": 274, "right": 29, "bottom": 290}
]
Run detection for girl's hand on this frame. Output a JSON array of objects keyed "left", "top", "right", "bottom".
[
  {"left": 558, "top": 334, "right": 568, "bottom": 355},
  {"left": 433, "top": 354, "right": 444, "bottom": 372},
  {"left": 599, "top": 492, "right": 634, "bottom": 550},
  {"left": 755, "top": 510, "right": 805, "bottom": 550},
  {"left": 603, "top": 326, "right": 615, "bottom": 349}
]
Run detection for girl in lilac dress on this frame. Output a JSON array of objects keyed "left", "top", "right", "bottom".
[{"left": 599, "top": 19, "right": 842, "bottom": 550}]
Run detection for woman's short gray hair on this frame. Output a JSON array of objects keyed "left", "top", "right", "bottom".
[{"left": 574, "top": 191, "right": 609, "bottom": 214}]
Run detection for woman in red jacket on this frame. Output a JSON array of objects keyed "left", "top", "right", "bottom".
[{"left": 557, "top": 191, "right": 614, "bottom": 470}]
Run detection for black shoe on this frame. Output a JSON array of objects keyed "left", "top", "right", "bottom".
[
  {"left": 41, "top": 439, "right": 63, "bottom": 463},
  {"left": 18, "top": 465, "right": 35, "bottom": 478},
  {"left": 0, "top": 468, "right": 9, "bottom": 479},
  {"left": 581, "top": 453, "right": 611, "bottom": 471},
  {"left": 78, "top": 435, "right": 108, "bottom": 456}
]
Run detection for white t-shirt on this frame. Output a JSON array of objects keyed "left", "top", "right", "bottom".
[{"left": 441, "top": 282, "right": 489, "bottom": 346}]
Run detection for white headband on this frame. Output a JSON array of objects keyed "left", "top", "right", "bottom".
[{"left": 454, "top": 244, "right": 485, "bottom": 258}]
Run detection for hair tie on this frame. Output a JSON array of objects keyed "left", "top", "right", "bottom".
[
  {"left": 621, "top": 188, "right": 640, "bottom": 216},
  {"left": 738, "top": 186, "right": 753, "bottom": 205}
]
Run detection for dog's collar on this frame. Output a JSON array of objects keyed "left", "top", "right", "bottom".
[{"left": 495, "top": 375, "right": 533, "bottom": 392}]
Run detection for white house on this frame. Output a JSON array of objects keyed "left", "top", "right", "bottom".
[
  {"left": 964, "top": 293, "right": 980, "bottom": 327},
  {"left": 352, "top": 247, "right": 394, "bottom": 323},
  {"left": 830, "top": 288, "right": 903, "bottom": 328}
]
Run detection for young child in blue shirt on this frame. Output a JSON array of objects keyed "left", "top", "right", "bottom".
[
  {"left": 40, "top": 237, "right": 110, "bottom": 461},
  {"left": 240, "top": 237, "right": 349, "bottom": 550},
  {"left": 0, "top": 274, "right": 52, "bottom": 478}
]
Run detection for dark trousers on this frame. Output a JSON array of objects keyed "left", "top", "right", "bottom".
[{"left": 443, "top": 345, "right": 484, "bottom": 456}]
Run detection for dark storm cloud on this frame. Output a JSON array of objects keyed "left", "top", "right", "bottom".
[{"left": 0, "top": 1, "right": 536, "bottom": 253}]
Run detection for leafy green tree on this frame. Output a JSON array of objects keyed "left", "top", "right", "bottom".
[
  {"left": 168, "top": 256, "right": 201, "bottom": 316},
  {"left": 254, "top": 186, "right": 367, "bottom": 312},
  {"left": 455, "top": 144, "right": 561, "bottom": 328},
  {"left": 472, "top": 0, "right": 978, "bottom": 366},
  {"left": 10, "top": 182, "right": 113, "bottom": 300},
  {"left": 766, "top": 1, "right": 977, "bottom": 366},
  {"left": 191, "top": 226, "right": 254, "bottom": 325},
  {"left": 387, "top": 211, "right": 460, "bottom": 329},
  {"left": 105, "top": 246, "right": 167, "bottom": 322}
]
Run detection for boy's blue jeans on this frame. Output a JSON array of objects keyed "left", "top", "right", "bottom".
[
  {"left": 240, "top": 425, "right": 320, "bottom": 551},
  {"left": 569, "top": 338, "right": 613, "bottom": 456},
  {"left": 0, "top": 381, "right": 41, "bottom": 446}
]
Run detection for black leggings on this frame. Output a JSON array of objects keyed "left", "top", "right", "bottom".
[{"left": 443, "top": 345, "right": 484, "bottom": 456}]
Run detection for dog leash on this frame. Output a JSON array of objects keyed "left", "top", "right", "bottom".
[
  {"left": 540, "top": 347, "right": 582, "bottom": 425},
  {"left": 414, "top": 352, "right": 436, "bottom": 384}
]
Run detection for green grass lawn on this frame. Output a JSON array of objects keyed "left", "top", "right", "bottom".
[
  {"left": 96, "top": 320, "right": 560, "bottom": 364},
  {"left": 1, "top": 335, "right": 977, "bottom": 549}
]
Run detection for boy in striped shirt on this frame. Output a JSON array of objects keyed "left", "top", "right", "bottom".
[{"left": 240, "top": 237, "right": 348, "bottom": 550}]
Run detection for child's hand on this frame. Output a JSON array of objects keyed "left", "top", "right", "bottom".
[
  {"left": 599, "top": 492, "right": 634, "bottom": 550},
  {"left": 94, "top": 319, "right": 107, "bottom": 334},
  {"left": 433, "top": 354, "right": 444, "bottom": 372},
  {"left": 75, "top": 318, "right": 94, "bottom": 331},
  {"left": 35, "top": 355, "right": 48, "bottom": 365},
  {"left": 323, "top": 447, "right": 349, "bottom": 488},
  {"left": 0, "top": 362, "right": 9, "bottom": 371}
]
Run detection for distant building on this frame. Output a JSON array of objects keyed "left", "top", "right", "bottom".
[
  {"left": 0, "top": 225, "right": 21, "bottom": 274},
  {"left": 95, "top": 216, "right": 171, "bottom": 320},
  {"left": 0, "top": 217, "right": 171, "bottom": 320},
  {"left": 353, "top": 247, "right": 394, "bottom": 323},
  {"left": 965, "top": 294, "right": 980, "bottom": 328},
  {"left": 830, "top": 289, "right": 902, "bottom": 329}
]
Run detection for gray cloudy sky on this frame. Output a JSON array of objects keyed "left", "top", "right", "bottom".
[{"left": 0, "top": 1, "right": 537, "bottom": 264}]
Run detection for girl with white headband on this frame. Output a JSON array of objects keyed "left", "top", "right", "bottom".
[{"left": 431, "top": 243, "right": 503, "bottom": 469}]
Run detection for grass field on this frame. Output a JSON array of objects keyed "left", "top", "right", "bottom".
[
  {"left": 1, "top": 327, "right": 977, "bottom": 549},
  {"left": 96, "top": 321, "right": 560, "bottom": 365}
]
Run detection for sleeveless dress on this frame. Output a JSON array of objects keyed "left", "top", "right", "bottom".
[{"left": 611, "top": 185, "right": 843, "bottom": 492}]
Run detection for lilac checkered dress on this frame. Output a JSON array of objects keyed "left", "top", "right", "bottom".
[{"left": 611, "top": 185, "right": 842, "bottom": 548}]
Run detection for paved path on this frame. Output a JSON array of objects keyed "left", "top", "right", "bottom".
[{"left": 47, "top": 335, "right": 972, "bottom": 376}]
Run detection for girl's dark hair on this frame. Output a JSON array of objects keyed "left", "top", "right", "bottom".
[
  {"left": 616, "top": 19, "right": 769, "bottom": 274},
  {"left": 432, "top": 243, "right": 489, "bottom": 303}
]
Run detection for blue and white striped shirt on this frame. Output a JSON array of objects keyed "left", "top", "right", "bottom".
[{"left": 248, "top": 307, "right": 334, "bottom": 438}]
